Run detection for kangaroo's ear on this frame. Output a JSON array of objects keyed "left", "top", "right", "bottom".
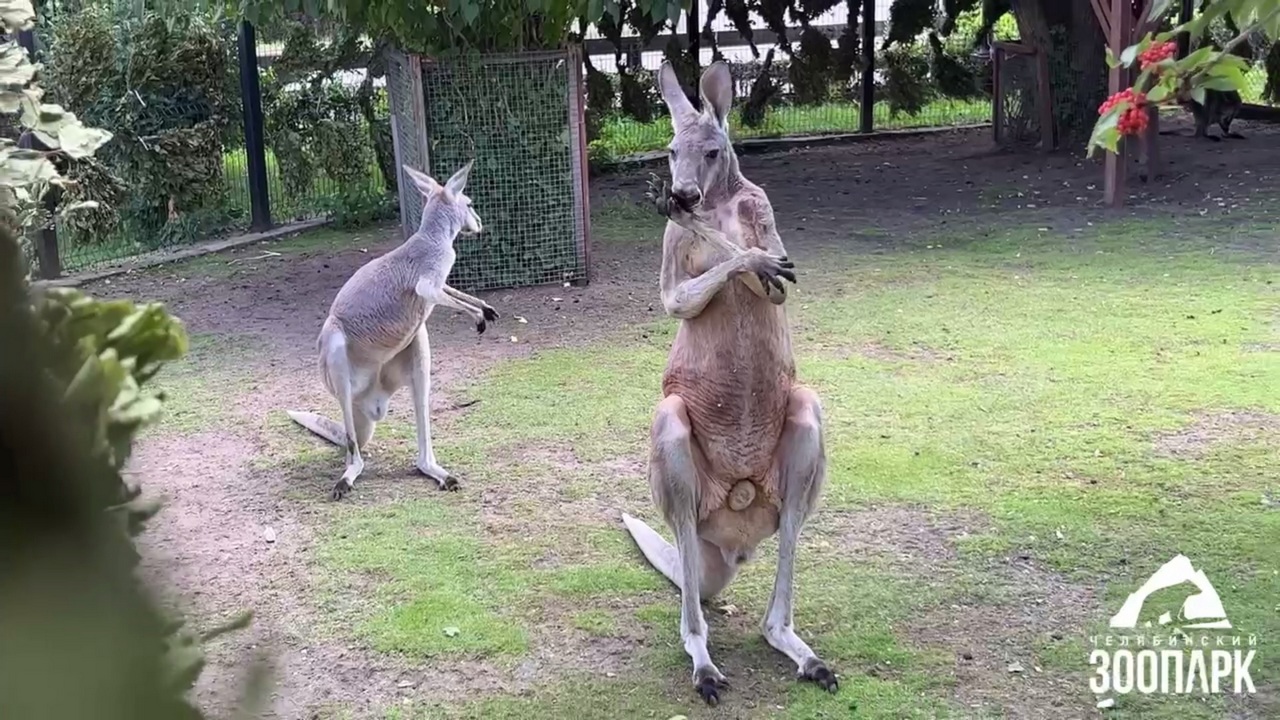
[
  {"left": 445, "top": 159, "right": 474, "bottom": 197},
  {"left": 658, "top": 61, "right": 697, "bottom": 132},
  {"left": 699, "top": 61, "right": 733, "bottom": 129},
  {"left": 402, "top": 165, "right": 440, "bottom": 197}
]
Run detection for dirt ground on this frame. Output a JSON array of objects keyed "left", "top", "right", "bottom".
[{"left": 96, "top": 117, "right": 1280, "bottom": 718}]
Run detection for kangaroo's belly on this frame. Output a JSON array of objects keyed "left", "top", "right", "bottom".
[
  {"left": 664, "top": 366, "right": 792, "bottom": 481},
  {"left": 662, "top": 287, "right": 795, "bottom": 533}
]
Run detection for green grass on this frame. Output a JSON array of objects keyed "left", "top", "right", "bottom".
[
  {"left": 592, "top": 98, "right": 991, "bottom": 160},
  {"left": 179, "top": 200, "right": 1278, "bottom": 717}
]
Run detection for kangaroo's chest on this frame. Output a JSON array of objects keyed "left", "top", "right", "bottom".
[{"left": 664, "top": 198, "right": 794, "bottom": 482}]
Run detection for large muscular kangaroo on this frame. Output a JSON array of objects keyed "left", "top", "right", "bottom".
[{"left": 620, "top": 60, "right": 837, "bottom": 706}]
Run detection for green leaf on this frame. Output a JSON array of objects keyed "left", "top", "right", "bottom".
[
  {"left": 1144, "top": 0, "right": 1173, "bottom": 25},
  {"left": 459, "top": 0, "right": 479, "bottom": 25},
  {"left": 1147, "top": 84, "right": 1170, "bottom": 103},
  {"left": 61, "top": 200, "right": 101, "bottom": 213},
  {"left": 58, "top": 122, "right": 113, "bottom": 159},
  {"left": 1191, "top": 86, "right": 1206, "bottom": 105},
  {"left": 0, "top": 0, "right": 35, "bottom": 32},
  {"left": 1201, "top": 75, "right": 1242, "bottom": 91},
  {"left": 587, "top": 0, "right": 603, "bottom": 23},
  {"left": 0, "top": 149, "right": 56, "bottom": 187},
  {"left": 1087, "top": 105, "right": 1124, "bottom": 158},
  {"left": 1120, "top": 44, "right": 1139, "bottom": 67}
]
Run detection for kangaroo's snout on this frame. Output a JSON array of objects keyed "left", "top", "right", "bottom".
[{"left": 671, "top": 184, "right": 703, "bottom": 211}]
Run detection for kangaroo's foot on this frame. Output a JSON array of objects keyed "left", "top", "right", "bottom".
[{"left": 416, "top": 458, "right": 460, "bottom": 491}]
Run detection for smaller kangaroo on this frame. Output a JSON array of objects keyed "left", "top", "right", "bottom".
[{"left": 287, "top": 160, "right": 498, "bottom": 500}]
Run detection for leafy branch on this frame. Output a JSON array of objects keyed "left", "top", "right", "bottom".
[{"left": 1087, "top": 0, "right": 1280, "bottom": 156}]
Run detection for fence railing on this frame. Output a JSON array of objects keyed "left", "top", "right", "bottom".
[{"left": 580, "top": 1, "right": 995, "bottom": 165}]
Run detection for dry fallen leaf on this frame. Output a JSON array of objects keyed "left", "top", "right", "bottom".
[
  {"left": 443, "top": 626, "right": 460, "bottom": 638},
  {"left": 263, "top": 527, "right": 276, "bottom": 543}
]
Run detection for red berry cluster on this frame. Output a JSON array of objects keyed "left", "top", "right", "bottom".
[
  {"left": 1138, "top": 41, "right": 1177, "bottom": 70},
  {"left": 1098, "top": 89, "right": 1149, "bottom": 136}
]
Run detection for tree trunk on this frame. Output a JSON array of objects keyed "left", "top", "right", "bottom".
[{"left": 1008, "top": 0, "right": 1108, "bottom": 147}]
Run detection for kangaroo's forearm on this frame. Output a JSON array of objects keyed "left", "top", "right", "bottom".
[
  {"left": 663, "top": 259, "right": 741, "bottom": 320},
  {"left": 443, "top": 284, "right": 488, "bottom": 309}
]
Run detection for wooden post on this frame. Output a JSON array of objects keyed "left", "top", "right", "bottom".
[
  {"left": 688, "top": 0, "right": 700, "bottom": 63},
  {"left": 567, "top": 45, "right": 592, "bottom": 286},
  {"left": 34, "top": 225, "right": 61, "bottom": 280},
  {"left": 1103, "top": 0, "right": 1133, "bottom": 208},
  {"left": 1035, "top": 49, "right": 1053, "bottom": 152},
  {"left": 860, "top": 0, "right": 875, "bottom": 133}
]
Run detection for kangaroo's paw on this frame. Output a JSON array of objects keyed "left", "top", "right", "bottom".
[
  {"left": 331, "top": 478, "right": 354, "bottom": 500},
  {"left": 799, "top": 657, "right": 839, "bottom": 693},
  {"left": 694, "top": 665, "right": 730, "bottom": 706}
]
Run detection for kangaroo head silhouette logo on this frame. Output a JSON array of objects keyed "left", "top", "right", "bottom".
[{"left": 1110, "top": 554, "right": 1231, "bottom": 631}]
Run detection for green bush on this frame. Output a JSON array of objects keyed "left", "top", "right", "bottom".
[
  {"left": 260, "top": 20, "right": 387, "bottom": 212},
  {"left": 42, "top": 4, "right": 239, "bottom": 245}
]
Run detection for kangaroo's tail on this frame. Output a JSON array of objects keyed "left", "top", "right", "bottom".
[
  {"left": 621, "top": 512, "right": 680, "bottom": 589},
  {"left": 286, "top": 410, "right": 346, "bottom": 447}
]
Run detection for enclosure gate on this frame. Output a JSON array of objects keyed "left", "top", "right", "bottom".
[
  {"left": 991, "top": 41, "right": 1052, "bottom": 152},
  {"left": 386, "top": 47, "right": 591, "bottom": 293}
]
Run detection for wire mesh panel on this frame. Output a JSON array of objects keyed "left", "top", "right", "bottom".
[
  {"left": 992, "top": 42, "right": 1045, "bottom": 149},
  {"left": 394, "top": 48, "right": 590, "bottom": 292}
]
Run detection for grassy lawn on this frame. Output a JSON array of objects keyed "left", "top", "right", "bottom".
[{"left": 221, "top": 203, "right": 1280, "bottom": 719}]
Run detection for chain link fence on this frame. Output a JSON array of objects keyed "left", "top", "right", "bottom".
[{"left": 390, "top": 49, "right": 590, "bottom": 292}]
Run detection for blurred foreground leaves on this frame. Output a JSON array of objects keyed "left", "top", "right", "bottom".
[{"left": 0, "top": 1, "right": 261, "bottom": 717}]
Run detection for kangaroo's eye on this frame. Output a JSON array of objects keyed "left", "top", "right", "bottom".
[
  {"left": 706, "top": 149, "right": 720, "bottom": 160},
  {"left": 668, "top": 148, "right": 678, "bottom": 161}
]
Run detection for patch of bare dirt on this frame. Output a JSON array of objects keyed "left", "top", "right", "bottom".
[
  {"left": 906, "top": 556, "right": 1101, "bottom": 720},
  {"left": 822, "top": 505, "right": 991, "bottom": 568},
  {"left": 1154, "top": 410, "right": 1280, "bottom": 459},
  {"left": 476, "top": 444, "right": 652, "bottom": 542}
]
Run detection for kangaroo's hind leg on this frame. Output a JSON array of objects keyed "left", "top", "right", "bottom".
[
  {"left": 318, "top": 328, "right": 375, "bottom": 500},
  {"left": 385, "top": 324, "right": 458, "bottom": 490},
  {"left": 761, "top": 386, "right": 837, "bottom": 692},
  {"left": 623, "top": 394, "right": 734, "bottom": 705}
]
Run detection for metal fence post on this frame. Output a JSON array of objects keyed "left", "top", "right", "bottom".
[
  {"left": 237, "top": 20, "right": 272, "bottom": 231},
  {"left": 860, "top": 0, "right": 875, "bottom": 133},
  {"left": 1176, "top": 0, "right": 1194, "bottom": 58}
]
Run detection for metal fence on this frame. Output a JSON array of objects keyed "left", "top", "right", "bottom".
[
  {"left": 581, "top": 0, "right": 997, "bottom": 163},
  {"left": 24, "top": 9, "right": 394, "bottom": 278},
  {"left": 389, "top": 49, "right": 590, "bottom": 292},
  {"left": 21, "top": 1, "right": 1280, "bottom": 280}
]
